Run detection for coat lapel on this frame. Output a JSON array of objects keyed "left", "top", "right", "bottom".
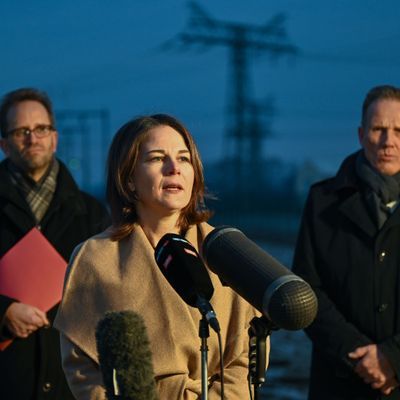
[
  {"left": 382, "top": 204, "right": 400, "bottom": 231},
  {"left": 331, "top": 151, "right": 378, "bottom": 238},
  {"left": 0, "top": 163, "right": 36, "bottom": 233},
  {"left": 38, "top": 162, "right": 87, "bottom": 241},
  {"left": 338, "top": 191, "right": 377, "bottom": 238}
]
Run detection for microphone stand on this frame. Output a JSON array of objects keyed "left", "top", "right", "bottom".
[
  {"left": 199, "top": 317, "right": 210, "bottom": 400},
  {"left": 248, "top": 316, "right": 275, "bottom": 400}
]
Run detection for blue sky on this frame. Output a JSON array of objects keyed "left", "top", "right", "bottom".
[{"left": 1, "top": 0, "right": 399, "bottom": 175}]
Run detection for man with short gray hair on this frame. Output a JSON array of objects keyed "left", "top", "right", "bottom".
[{"left": 293, "top": 85, "right": 400, "bottom": 399}]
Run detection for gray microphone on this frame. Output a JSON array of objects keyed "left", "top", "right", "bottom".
[{"left": 202, "top": 226, "right": 318, "bottom": 330}]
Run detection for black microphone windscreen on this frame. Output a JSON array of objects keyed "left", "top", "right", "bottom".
[
  {"left": 203, "top": 226, "right": 318, "bottom": 330},
  {"left": 154, "top": 233, "right": 214, "bottom": 306},
  {"left": 95, "top": 311, "right": 158, "bottom": 400}
]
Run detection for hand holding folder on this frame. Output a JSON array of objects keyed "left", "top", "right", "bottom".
[{"left": 0, "top": 228, "right": 67, "bottom": 350}]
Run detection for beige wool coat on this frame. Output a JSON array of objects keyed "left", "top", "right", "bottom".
[{"left": 54, "top": 222, "right": 267, "bottom": 399}]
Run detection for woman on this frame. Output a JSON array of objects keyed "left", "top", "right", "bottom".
[{"left": 54, "top": 114, "right": 265, "bottom": 399}]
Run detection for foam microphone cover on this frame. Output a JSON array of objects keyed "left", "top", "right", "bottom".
[
  {"left": 95, "top": 311, "right": 158, "bottom": 400},
  {"left": 203, "top": 226, "right": 318, "bottom": 330}
]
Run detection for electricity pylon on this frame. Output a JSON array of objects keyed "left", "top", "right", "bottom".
[{"left": 169, "top": 2, "right": 297, "bottom": 188}]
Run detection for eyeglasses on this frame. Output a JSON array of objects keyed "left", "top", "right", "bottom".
[{"left": 7, "top": 124, "right": 55, "bottom": 140}]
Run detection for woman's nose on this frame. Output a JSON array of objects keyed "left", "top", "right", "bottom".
[{"left": 165, "top": 159, "right": 180, "bottom": 175}]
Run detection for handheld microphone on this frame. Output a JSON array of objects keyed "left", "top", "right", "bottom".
[
  {"left": 202, "top": 226, "right": 318, "bottom": 330},
  {"left": 154, "top": 234, "right": 220, "bottom": 332},
  {"left": 95, "top": 310, "right": 158, "bottom": 400}
]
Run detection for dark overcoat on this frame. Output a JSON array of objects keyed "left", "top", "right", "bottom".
[
  {"left": 0, "top": 159, "right": 110, "bottom": 400},
  {"left": 293, "top": 151, "right": 400, "bottom": 400}
]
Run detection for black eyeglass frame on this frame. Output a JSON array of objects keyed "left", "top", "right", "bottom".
[{"left": 6, "top": 124, "right": 55, "bottom": 140}]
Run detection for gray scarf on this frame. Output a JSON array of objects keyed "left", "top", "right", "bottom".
[
  {"left": 8, "top": 158, "right": 59, "bottom": 223},
  {"left": 355, "top": 151, "right": 400, "bottom": 229}
]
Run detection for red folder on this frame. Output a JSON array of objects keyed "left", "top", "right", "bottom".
[{"left": 0, "top": 228, "right": 67, "bottom": 350}]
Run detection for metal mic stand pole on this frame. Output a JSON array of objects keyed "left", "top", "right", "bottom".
[
  {"left": 248, "top": 316, "right": 274, "bottom": 400},
  {"left": 199, "top": 317, "right": 209, "bottom": 400}
]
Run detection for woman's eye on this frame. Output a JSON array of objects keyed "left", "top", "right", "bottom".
[
  {"left": 149, "top": 156, "right": 163, "bottom": 162},
  {"left": 179, "top": 156, "right": 191, "bottom": 162}
]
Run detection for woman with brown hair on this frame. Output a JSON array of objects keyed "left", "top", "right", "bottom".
[{"left": 55, "top": 114, "right": 263, "bottom": 399}]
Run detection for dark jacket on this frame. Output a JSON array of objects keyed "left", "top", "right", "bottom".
[
  {"left": 0, "top": 159, "right": 110, "bottom": 400},
  {"left": 293, "top": 151, "right": 400, "bottom": 400}
]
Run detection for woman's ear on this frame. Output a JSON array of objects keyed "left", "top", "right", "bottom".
[
  {"left": 127, "top": 181, "right": 139, "bottom": 201},
  {"left": 127, "top": 181, "right": 135, "bottom": 192}
]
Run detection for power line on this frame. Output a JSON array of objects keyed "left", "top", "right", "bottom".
[{"left": 298, "top": 50, "right": 400, "bottom": 67}]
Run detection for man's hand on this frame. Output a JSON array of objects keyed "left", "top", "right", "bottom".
[
  {"left": 4, "top": 302, "right": 49, "bottom": 338},
  {"left": 378, "top": 376, "right": 399, "bottom": 396},
  {"left": 348, "top": 344, "right": 399, "bottom": 395}
]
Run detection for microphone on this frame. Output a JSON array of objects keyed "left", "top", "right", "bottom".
[
  {"left": 154, "top": 233, "right": 220, "bottom": 332},
  {"left": 202, "top": 226, "right": 318, "bottom": 330},
  {"left": 95, "top": 310, "right": 158, "bottom": 400}
]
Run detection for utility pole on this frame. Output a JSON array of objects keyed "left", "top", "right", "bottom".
[
  {"left": 56, "top": 109, "right": 110, "bottom": 193},
  {"left": 245, "top": 97, "right": 275, "bottom": 182},
  {"left": 169, "top": 2, "right": 297, "bottom": 193}
]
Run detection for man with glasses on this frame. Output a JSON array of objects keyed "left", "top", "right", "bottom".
[{"left": 0, "top": 88, "right": 110, "bottom": 400}]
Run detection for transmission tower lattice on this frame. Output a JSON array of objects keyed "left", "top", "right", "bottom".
[{"left": 170, "top": 2, "right": 297, "bottom": 188}]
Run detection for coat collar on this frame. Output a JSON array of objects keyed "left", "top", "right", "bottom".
[
  {"left": 40, "top": 159, "right": 87, "bottom": 222},
  {"left": 327, "top": 150, "right": 400, "bottom": 237},
  {"left": 55, "top": 222, "right": 213, "bottom": 362},
  {"left": 0, "top": 158, "right": 81, "bottom": 201},
  {"left": 330, "top": 151, "right": 360, "bottom": 192},
  {"left": 0, "top": 160, "right": 36, "bottom": 231},
  {"left": 0, "top": 158, "right": 87, "bottom": 234},
  {"left": 0, "top": 160, "right": 31, "bottom": 212}
]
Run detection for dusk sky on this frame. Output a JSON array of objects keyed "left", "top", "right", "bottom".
[{"left": 1, "top": 0, "right": 399, "bottom": 176}]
